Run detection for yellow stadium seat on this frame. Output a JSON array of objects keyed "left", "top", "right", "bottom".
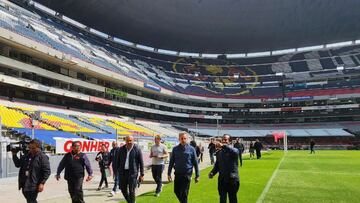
[{"left": 40, "top": 112, "right": 96, "bottom": 133}]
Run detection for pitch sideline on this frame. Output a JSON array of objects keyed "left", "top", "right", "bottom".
[{"left": 256, "top": 152, "right": 287, "bottom": 203}]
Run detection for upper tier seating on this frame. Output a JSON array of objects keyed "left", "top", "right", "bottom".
[{"left": 1, "top": 3, "right": 360, "bottom": 98}]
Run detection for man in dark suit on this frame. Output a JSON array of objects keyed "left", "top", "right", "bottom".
[
  {"left": 208, "top": 138, "right": 216, "bottom": 165},
  {"left": 254, "top": 139, "right": 263, "bottom": 159},
  {"left": 310, "top": 139, "right": 316, "bottom": 154},
  {"left": 209, "top": 134, "right": 240, "bottom": 203},
  {"left": 233, "top": 138, "right": 244, "bottom": 166},
  {"left": 108, "top": 141, "right": 120, "bottom": 197},
  {"left": 116, "top": 135, "right": 144, "bottom": 203}
]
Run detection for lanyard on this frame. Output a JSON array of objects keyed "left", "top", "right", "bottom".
[{"left": 26, "top": 156, "right": 33, "bottom": 171}]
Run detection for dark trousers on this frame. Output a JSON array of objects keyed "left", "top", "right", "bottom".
[
  {"left": 67, "top": 178, "right": 84, "bottom": 203},
  {"left": 151, "top": 165, "right": 164, "bottom": 193},
  {"left": 310, "top": 147, "right": 315, "bottom": 154},
  {"left": 210, "top": 153, "right": 215, "bottom": 165},
  {"left": 238, "top": 153, "right": 243, "bottom": 166},
  {"left": 256, "top": 150, "right": 261, "bottom": 159},
  {"left": 112, "top": 171, "right": 120, "bottom": 192},
  {"left": 218, "top": 177, "right": 240, "bottom": 203},
  {"left": 120, "top": 170, "right": 137, "bottom": 203},
  {"left": 99, "top": 167, "right": 108, "bottom": 188},
  {"left": 174, "top": 174, "right": 191, "bottom": 203},
  {"left": 22, "top": 190, "right": 38, "bottom": 203}
]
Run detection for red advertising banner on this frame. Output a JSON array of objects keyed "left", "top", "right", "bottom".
[
  {"left": 89, "top": 96, "right": 112, "bottom": 105},
  {"left": 56, "top": 139, "right": 112, "bottom": 154},
  {"left": 280, "top": 107, "right": 301, "bottom": 112}
]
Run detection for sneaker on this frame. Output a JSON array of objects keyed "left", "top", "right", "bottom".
[
  {"left": 154, "top": 193, "right": 160, "bottom": 197},
  {"left": 96, "top": 187, "right": 101, "bottom": 191},
  {"left": 108, "top": 191, "right": 115, "bottom": 197}
]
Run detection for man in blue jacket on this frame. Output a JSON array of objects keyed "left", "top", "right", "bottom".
[
  {"left": 168, "top": 132, "right": 199, "bottom": 203},
  {"left": 116, "top": 135, "right": 144, "bottom": 203},
  {"left": 209, "top": 134, "right": 240, "bottom": 203}
]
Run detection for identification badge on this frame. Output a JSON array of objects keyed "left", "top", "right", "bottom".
[{"left": 25, "top": 171, "right": 29, "bottom": 177}]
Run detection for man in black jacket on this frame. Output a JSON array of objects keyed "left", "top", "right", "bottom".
[
  {"left": 116, "top": 135, "right": 144, "bottom": 203},
  {"left": 12, "top": 139, "right": 51, "bottom": 203},
  {"left": 254, "top": 139, "right": 263, "bottom": 159},
  {"left": 108, "top": 141, "right": 120, "bottom": 197},
  {"left": 95, "top": 144, "right": 110, "bottom": 190},
  {"left": 310, "top": 139, "right": 316, "bottom": 154},
  {"left": 208, "top": 138, "right": 216, "bottom": 165},
  {"left": 56, "top": 141, "right": 93, "bottom": 203},
  {"left": 209, "top": 134, "right": 239, "bottom": 203},
  {"left": 233, "top": 138, "right": 244, "bottom": 166}
]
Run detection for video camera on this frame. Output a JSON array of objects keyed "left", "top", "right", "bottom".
[{"left": 6, "top": 137, "right": 31, "bottom": 154}]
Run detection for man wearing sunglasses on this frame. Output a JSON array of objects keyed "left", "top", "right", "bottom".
[{"left": 209, "top": 134, "right": 240, "bottom": 203}]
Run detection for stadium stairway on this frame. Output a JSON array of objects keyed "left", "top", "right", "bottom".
[
  {"left": 70, "top": 115, "right": 111, "bottom": 134},
  {"left": 108, "top": 120, "right": 154, "bottom": 136},
  {"left": 39, "top": 112, "right": 97, "bottom": 133},
  {"left": 13, "top": 107, "right": 58, "bottom": 130}
]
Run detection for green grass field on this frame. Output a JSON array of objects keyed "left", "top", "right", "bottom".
[{"left": 121, "top": 150, "right": 360, "bottom": 203}]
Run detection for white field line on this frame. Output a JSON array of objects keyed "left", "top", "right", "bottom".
[
  {"left": 280, "top": 170, "right": 360, "bottom": 176},
  {"left": 256, "top": 153, "right": 286, "bottom": 203}
]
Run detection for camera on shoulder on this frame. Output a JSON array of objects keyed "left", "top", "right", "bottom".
[{"left": 6, "top": 137, "right": 31, "bottom": 154}]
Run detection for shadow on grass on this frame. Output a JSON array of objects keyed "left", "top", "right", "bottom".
[{"left": 138, "top": 191, "right": 157, "bottom": 197}]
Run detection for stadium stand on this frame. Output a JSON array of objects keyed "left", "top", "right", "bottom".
[
  {"left": 0, "top": 105, "right": 32, "bottom": 128},
  {"left": 0, "top": 0, "right": 359, "bottom": 151},
  {"left": 1, "top": 2, "right": 360, "bottom": 99},
  {"left": 39, "top": 111, "right": 97, "bottom": 133}
]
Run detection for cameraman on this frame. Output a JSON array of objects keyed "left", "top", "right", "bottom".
[{"left": 12, "top": 139, "right": 51, "bottom": 203}]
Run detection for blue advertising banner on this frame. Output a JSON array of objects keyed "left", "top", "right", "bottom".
[
  {"left": 288, "top": 96, "right": 313, "bottom": 101},
  {"left": 144, "top": 83, "right": 161, "bottom": 92}
]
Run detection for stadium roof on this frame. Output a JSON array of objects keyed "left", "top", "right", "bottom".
[{"left": 33, "top": 0, "right": 360, "bottom": 54}]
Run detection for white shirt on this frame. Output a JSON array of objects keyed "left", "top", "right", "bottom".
[
  {"left": 124, "top": 145, "right": 134, "bottom": 170},
  {"left": 151, "top": 144, "right": 167, "bottom": 165}
]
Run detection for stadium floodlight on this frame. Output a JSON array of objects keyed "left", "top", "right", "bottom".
[
  {"left": 272, "top": 48, "right": 297, "bottom": 55},
  {"left": 157, "top": 49, "right": 178, "bottom": 56},
  {"left": 297, "top": 45, "right": 324, "bottom": 52},
  {"left": 136, "top": 44, "right": 155, "bottom": 52},
  {"left": 336, "top": 66, "right": 344, "bottom": 71},
  {"left": 202, "top": 54, "right": 219, "bottom": 59},
  {"left": 326, "top": 41, "right": 353, "bottom": 48},
  {"left": 247, "top": 51, "right": 271, "bottom": 58}
]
